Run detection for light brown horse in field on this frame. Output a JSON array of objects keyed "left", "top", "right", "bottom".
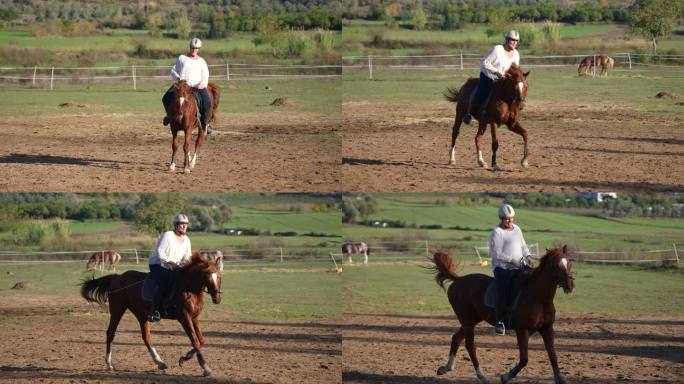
[
  {"left": 85, "top": 250, "right": 121, "bottom": 272},
  {"left": 430, "top": 246, "right": 575, "bottom": 384},
  {"left": 81, "top": 252, "right": 223, "bottom": 376},
  {"left": 444, "top": 64, "right": 530, "bottom": 171},
  {"left": 578, "top": 55, "right": 614, "bottom": 77},
  {"left": 168, "top": 80, "right": 221, "bottom": 173}
]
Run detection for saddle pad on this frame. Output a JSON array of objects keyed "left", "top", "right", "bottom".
[{"left": 141, "top": 277, "right": 155, "bottom": 302}]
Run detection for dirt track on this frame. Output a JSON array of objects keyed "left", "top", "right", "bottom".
[
  {"left": 342, "top": 101, "right": 684, "bottom": 192},
  {"left": 0, "top": 296, "right": 342, "bottom": 383},
  {"left": 1, "top": 294, "right": 681, "bottom": 384},
  {"left": 343, "top": 312, "right": 684, "bottom": 384},
  {"left": 0, "top": 112, "right": 341, "bottom": 192}
]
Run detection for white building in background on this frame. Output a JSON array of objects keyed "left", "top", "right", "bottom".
[{"left": 578, "top": 192, "right": 618, "bottom": 202}]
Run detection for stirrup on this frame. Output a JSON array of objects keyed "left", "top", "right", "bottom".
[
  {"left": 495, "top": 321, "right": 506, "bottom": 335},
  {"left": 204, "top": 123, "right": 212, "bottom": 135},
  {"left": 148, "top": 310, "right": 161, "bottom": 323}
]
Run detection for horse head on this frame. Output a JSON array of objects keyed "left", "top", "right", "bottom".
[
  {"left": 537, "top": 245, "right": 575, "bottom": 294},
  {"left": 183, "top": 252, "right": 223, "bottom": 304},
  {"left": 172, "top": 80, "right": 194, "bottom": 125},
  {"left": 504, "top": 64, "right": 529, "bottom": 110}
]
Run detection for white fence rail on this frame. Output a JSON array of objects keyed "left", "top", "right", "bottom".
[
  {"left": 0, "top": 62, "right": 342, "bottom": 89},
  {"left": 343, "top": 52, "right": 684, "bottom": 79}
]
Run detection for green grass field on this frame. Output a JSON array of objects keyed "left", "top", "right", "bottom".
[
  {"left": 0, "top": 262, "right": 342, "bottom": 321},
  {"left": 0, "top": 76, "right": 341, "bottom": 115},
  {"left": 342, "top": 262, "right": 684, "bottom": 316}
]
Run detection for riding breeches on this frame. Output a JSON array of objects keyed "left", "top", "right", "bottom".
[
  {"left": 493, "top": 267, "right": 519, "bottom": 323},
  {"left": 162, "top": 86, "right": 175, "bottom": 115},
  {"left": 149, "top": 263, "right": 175, "bottom": 309},
  {"left": 469, "top": 72, "right": 494, "bottom": 116}
]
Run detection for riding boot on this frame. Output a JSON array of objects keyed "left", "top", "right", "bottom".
[
  {"left": 148, "top": 291, "right": 161, "bottom": 322},
  {"left": 495, "top": 298, "right": 506, "bottom": 335},
  {"left": 464, "top": 95, "right": 480, "bottom": 125}
]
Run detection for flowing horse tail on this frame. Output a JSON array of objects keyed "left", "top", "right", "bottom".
[
  {"left": 81, "top": 274, "right": 118, "bottom": 305},
  {"left": 430, "top": 251, "right": 460, "bottom": 290},
  {"left": 443, "top": 87, "right": 460, "bottom": 103}
]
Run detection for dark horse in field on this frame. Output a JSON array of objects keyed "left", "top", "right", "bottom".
[
  {"left": 81, "top": 252, "right": 223, "bottom": 376},
  {"left": 444, "top": 64, "right": 530, "bottom": 171},
  {"left": 578, "top": 55, "right": 614, "bottom": 77},
  {"left": 430, "top": 246, "right": 574, "bottom": 384},
  {"left": 167, "top": 80, "right": 221, "bottom": 173}
]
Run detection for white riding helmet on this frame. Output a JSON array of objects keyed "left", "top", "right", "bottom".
[
  {"left": 505, "top": 30, "right": 520, "bottom": 41},
  {"left": 173, "top": 214, "right": 189, "bottom": 225},
  {"left": 190, "top": 38, "right": 202, "bottom": 49},
  {"left": 498, "top": 204, "right": 516, "bottom": 218}
]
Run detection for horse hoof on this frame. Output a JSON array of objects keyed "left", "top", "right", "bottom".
[
  {"left": 183, "top": 168, "right": 191, "bottom": 174},
  {"left": 107, "top": 365, "right": 115, "bottom": 371},
  {"left": 521, "top": 160, "right": 529, "bottom": 168},
  {"left": 158, "top": 362, "right": 168, "bottom": 370},
  {"left": 169, "top": 163, "right": 175, "bottom": 172},
  {"left": 437, "top": 366, "right": 450, "bottom": 375},
  {"left": 477, "top": 160, "right": 487, "bottom": 168},
  {"left": 491, "top": 164, "right": 502, "bottom": 171},
  {"left": 178, "top": 357, "right": 185, "bottom": 367},
  {"left": 203, "top": 368, "right": 212, "bottom": 377}
]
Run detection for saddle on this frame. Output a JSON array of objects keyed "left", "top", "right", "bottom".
[
  {"left": 484, "top": 266, "right": 533, "bottom": 327},
  {"left": 468, "top": 85, "right": 494, "bottom": 123},
  {"left": 142, "top": 275, "right": 178, "bottom": 319}
]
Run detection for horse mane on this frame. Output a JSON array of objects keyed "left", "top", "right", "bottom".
[
  {"left": 533, "top": 247, "right": 564, "bottom": 276},
  {"left": 429, "top": 250, "right": 460, "bottom": 290},
  {"left": 182, "top": 251, "right": 212, "bottom": 273}
]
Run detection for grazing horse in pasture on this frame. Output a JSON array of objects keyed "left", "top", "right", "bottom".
[
  {"left": 80, "top": 252, "right": 223, "bottom": 377},
  {"left": 167, "top": 80, "right": 221, "bottom": 174},
  {"left": 86, "top": 250, "right": 122, "bottom": 272},
  {"left": 429, "top": 246, "right": 574, "bottom": 384},
  {"left": 578, "top": 55, "right": 614, "bottom": 77},
  {"left": 342, "top": 241, "right": 370, "bottom": 264},
  {"left": 444, "top": 64, "right": 530, "bottom": 171}
]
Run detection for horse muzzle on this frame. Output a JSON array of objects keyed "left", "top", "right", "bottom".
[{"left": 211, "top": 291, "right": 222, "bottom": 304}]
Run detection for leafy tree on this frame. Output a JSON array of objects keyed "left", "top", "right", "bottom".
[
  {"left": 629, "top": 0, "right": 683, "bottom": 55},
  {"left": 175, "top": 13, "right": 193, "bottom": 39},
  {"left": 342, "top": 197, "right": 359, "bottom": 223},
  {"left": 134, "top": 194, "right": 190, "bottom": 236}
]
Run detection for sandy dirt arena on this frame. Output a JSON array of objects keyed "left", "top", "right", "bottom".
[
  {"left": 342, "top": 101, "right": 684, "bottom": 192},
  {"left": 0, "top": 112, "right": 341, "bottom": 192},
  {"left": 342, "top": 312, "right": 684, "bottom": 383},
  {"left": 0, "top": 297, "right": 342, "bottom": 383}
]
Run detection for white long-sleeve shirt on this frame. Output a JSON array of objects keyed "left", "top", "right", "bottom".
[
  {"left": 488, "top": 224, "right": 530, "bottom": 270},
  {"left": 480, "top": 45, "right": 520, "bottom": 81},
  {"left": 149, "top": 231, "right": 192, "bottom": 268},
  {"left": 171, "top": 54, "right": 209, "bottom": 89}
]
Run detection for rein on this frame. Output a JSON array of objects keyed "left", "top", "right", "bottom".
[{"left": 107, "top": 279, "right": 144, "bottom": 295}]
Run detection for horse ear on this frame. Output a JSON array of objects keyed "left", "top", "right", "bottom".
[
  {"left": 524, "top": 71, "right": 530, "bottom": 78},
  {"left": 562, "top": 245, "right": 567, "bottom": 255}
]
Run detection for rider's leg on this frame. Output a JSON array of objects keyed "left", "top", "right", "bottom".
[
  {"left": 198, "top": 88, "right": 212, "bottom": 134},
  {"left": 148, "top": 264, "right": 164, "bottom": 322},
  {"left": 464, "top": 73, "right": 493, "bottom": 125},
  {"left": 162, "top": 86, "right": 175, "bottom": 126},
  {"left": 493, "top": 267, "right": 515, "bottom": 335}
]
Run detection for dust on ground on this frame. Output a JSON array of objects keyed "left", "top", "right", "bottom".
[
  {"left": 342, "top": 101, "right": 684, "bottom": 192},
  {"left": 0, "top": 111, "right": 341, "bottom": 192}
]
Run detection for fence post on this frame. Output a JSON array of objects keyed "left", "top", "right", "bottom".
[
  {"left": 674, "top": 243, "right": 680, "bottom": 268},
  {"left": 50, "top": 67, "right": 54, "bottom": 90},
  {"left": 132, "top": 65, "right": 136, "bottom": 90},
  {"left": 425, "top": 240, "right": 429, "bottom": 258},
  {"left": 474, "top": 247, "right": 482, "bottom": 264},
  {"left": 134, "top": 249, "right": 139, "bottom": 264},
  {"left": 627, "top": 53, "right": 632, "bottom": 70},
  {"left": 592, "top": 55, "right": 596, "bottom": 77},
  {"left": 280, "top": 247, "right": 283, "bottom": 263},
  {"left": 460, "top": 51, "right": 463, "bottom": 70},
  {"left": 226, "top": 63, "right": 230, "bottom": 81},
  {"left": 368, "top": 55, "right": 373, "bottom": 80},
  {"left": 32, "top": 66, "right": 37, "bottom": 85}
]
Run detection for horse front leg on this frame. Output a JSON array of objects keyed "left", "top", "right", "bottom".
[
  {"left": 183, "top": 127, "right": 193, "bottom": 174},
  {"left": 508, "top": 121, "right": 529, "bottom": 167},
  {"left": 501, "top": 329, "right": 529, "bottom": 384},
  {"left": 135, "top": 313, "right": 167, "bottom": 370},
  {"left": 475, "top": 123, "right": 488, "bottom": 168},
  {"left": 179, "top": 315, "right": 211, "bottom": 376},
  {"left": 437, "top": 327, "right": 464, "bottom": 376},
  {"left": 490, "top": 123, "right": 501, "bottom": 171},
  {"left": 449, "top": 106, "right": 465, "bottom": 165},
  {"left": 170, "top": 129, "right": 179, "bottom": 172},
  {"left": 191, "top": 129, "right": 206, "bottom": 170},
  {"left": 540, "top": 324, "right": 566, "bottom": 384}
]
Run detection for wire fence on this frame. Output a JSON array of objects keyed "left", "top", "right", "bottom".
[
  {"left": 343, "top": 52, "right": 684, "bottom": 79},
  {"left": 0, "top": 62, "right": 342, "bottom": 90}
]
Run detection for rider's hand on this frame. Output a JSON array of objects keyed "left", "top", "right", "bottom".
[
  {"left": 525, "top": 255, "right": 534, "bottom": 267},
  {"left": 510, "top": 258, "right": 521, "bottom": 268}
]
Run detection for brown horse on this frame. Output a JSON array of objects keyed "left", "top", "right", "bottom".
[
  {"left": 445, "top": 64, "right": 530, "bottom": 171},
  {"left": 578, "top": 55, "right": 614, "bottom": 77},
  {"left": 342, "top": 241, "right": 370, "bottom": 264},
  {"left": 430, "top": 246, "right": 574, "bottom": 384},
  {"left": 168, "top": 80, "right": 221, "bottom": 173},
  {"left": 85, "top": 250, "right": 121, "bottom": 272},
  {"left": 80, "top": 252, "right": 223, "bottom": 376}
]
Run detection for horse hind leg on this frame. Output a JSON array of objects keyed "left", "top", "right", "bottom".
[
  {"left": 105, "top": 303, "right": 126, "bottom": 371},
  {"left": 437, "top": 327, "right": 465, "bottom": 376},
  {"left": 449, "top": 105, "right": 465, "bottom": 165}
]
